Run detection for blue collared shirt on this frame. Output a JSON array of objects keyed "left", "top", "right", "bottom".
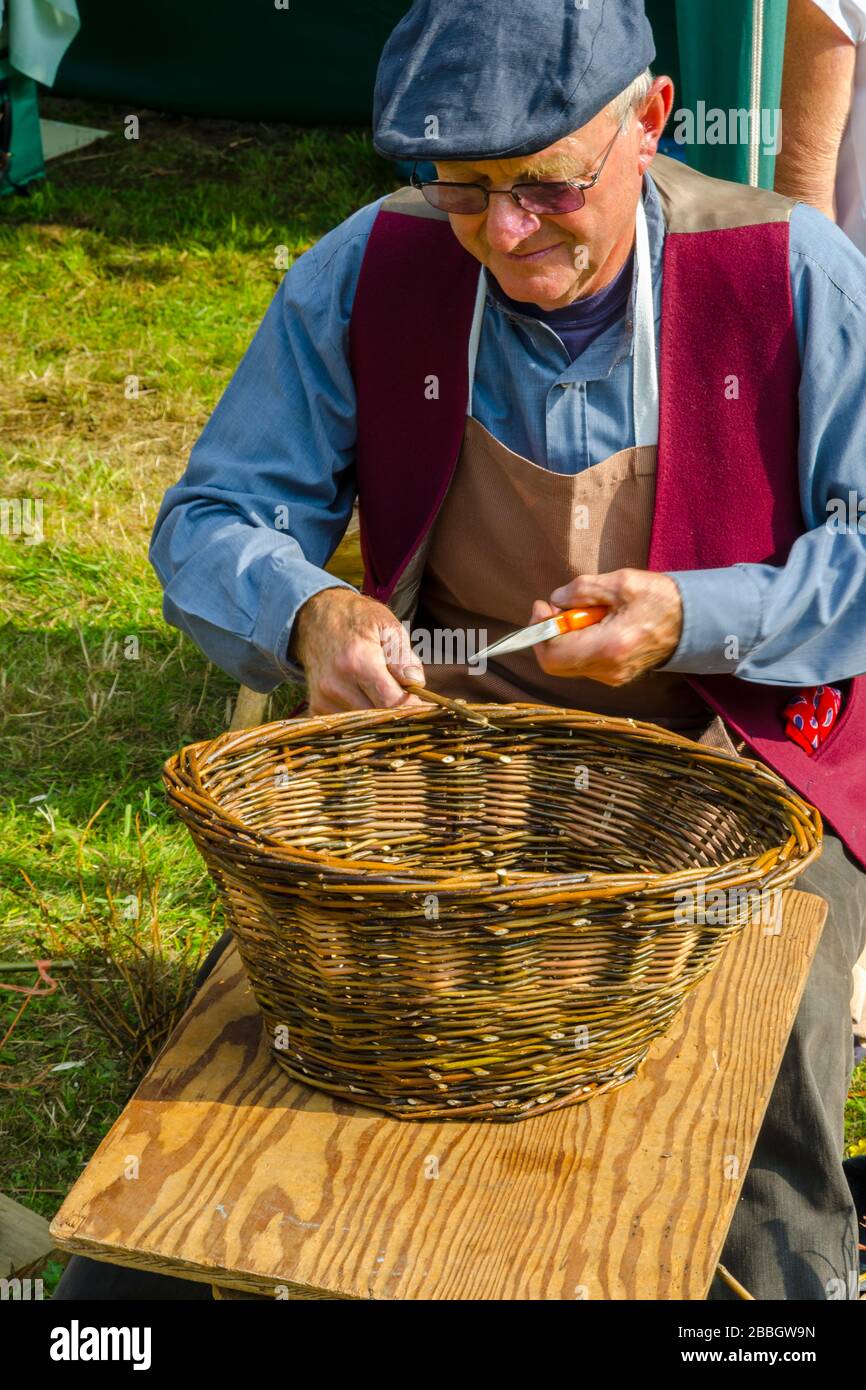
[{"left": 150, "top": 169, "right": 866, "bottom": 694}]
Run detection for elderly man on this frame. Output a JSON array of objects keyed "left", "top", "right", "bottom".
[{"left": 145, "top": 1, "right": 866, "bottom": 1302}]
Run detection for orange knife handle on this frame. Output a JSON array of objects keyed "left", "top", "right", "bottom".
[{"left": 553, "top": 606, "right": 609, "bottom": 635}]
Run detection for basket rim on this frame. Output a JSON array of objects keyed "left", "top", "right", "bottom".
[{"left": 162, "top": 702, "right": 823, "bottom": 890}]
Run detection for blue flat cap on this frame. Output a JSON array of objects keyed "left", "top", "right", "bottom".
[{"left": 373, "top": 0, "right": 656, "bottom": 162}]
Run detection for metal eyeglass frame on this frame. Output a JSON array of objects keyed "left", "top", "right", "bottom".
[{"left": 410, "top": 124, "right": 623, "bottom": 214}]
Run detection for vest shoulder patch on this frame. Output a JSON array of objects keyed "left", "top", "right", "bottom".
[
  {"left": 650, "top": 153, "right": 797, "bottom": 234},
  {"left": 380, "top": 185, "right": 451, "bottom": 221}
]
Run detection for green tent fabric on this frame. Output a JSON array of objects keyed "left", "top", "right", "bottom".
[
  {"left": 52, "top": 0, "right": 787, "bottom": 189},
  {"left": 1, "top": 0, "right": 85, "bottom": 196},
  {"left": 0, "top": 54, "right": 44, "bottom": 193},
  {"left": 1, "top": 0, "right": 80, "bottom": 86},
  {"left": 53, "top": 0, "right": 410, "bottom": 124},
  {"left": 645, "top": 0, "right": 683, "bottom": 99},
  {"left": 673, "top": 0, "right": 789, "bottom": 188}
]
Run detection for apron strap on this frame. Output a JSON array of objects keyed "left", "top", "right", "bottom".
[
  {"left": 467, "top": 267, "right": 487, "bottom": 418},
  {"left": 633, "top": 194, "right": 659, "bottom": 448}
]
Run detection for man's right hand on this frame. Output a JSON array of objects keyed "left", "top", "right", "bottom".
[{"left": 290, "top": 588, "right": 427, "bottom": 714}]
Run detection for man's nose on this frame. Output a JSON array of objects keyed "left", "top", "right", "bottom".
[{"left": 483, "top": 193, "right": 543, "bottom": 250}]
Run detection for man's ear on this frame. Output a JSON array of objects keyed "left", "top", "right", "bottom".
[{"left": 637, "top": 76, "right": 675, "bottom": 173}]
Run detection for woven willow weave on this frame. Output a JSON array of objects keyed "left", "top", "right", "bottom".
[{"left": 164, "top": 702, "right": 821, "bottom": 1122}]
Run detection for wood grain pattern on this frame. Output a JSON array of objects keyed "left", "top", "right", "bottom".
[
  {"left": 0, "top": 1192, "right": 56, "bottom": 1280},
  {"left": 50, "top": 890, "right": 826, "bottom": 1300}
]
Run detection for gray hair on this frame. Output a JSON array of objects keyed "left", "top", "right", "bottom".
[{"left": 607, "top": 67, "right": 654, "bottom": 129}]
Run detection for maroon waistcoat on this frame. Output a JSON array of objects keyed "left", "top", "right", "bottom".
[{"left": 348, "top": 159, "right": 866, "bottom": 868}]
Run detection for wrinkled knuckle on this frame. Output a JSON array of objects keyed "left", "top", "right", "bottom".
[
  {"left": 317, "top": 676, "right": 342, "bottom": 704},
  {"left": 341, "top": 643, "right": 370, "bottom": 679},
  {"left": 370, "top": 682, "right": 399, "bottom": 709},
  {"left": 618, "top": 569, "right": 640, "bottom": 602},
  {"left": 385, "top": 638, "right": 411, "bottom": 667}
]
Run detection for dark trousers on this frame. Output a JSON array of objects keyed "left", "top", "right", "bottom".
[
  {"left": 706, "top": 829, "right": 866, "bottom": 1300},
  {"left": 55, "top": 834, "right": 866, "bottom": 1301}
]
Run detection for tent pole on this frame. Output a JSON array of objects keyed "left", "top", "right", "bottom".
[{"left": 748, "top": 0, "right": 765, "bottom": 187}]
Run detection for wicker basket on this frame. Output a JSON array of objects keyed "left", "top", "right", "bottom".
[{"left": 163, "top": 700, "right": 821, "bottom": 1122}]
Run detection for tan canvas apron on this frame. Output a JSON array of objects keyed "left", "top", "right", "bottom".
[{"left": 414, "top": 197, "right": 716, "bottom": 739}]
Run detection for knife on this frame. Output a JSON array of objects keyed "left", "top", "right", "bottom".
[{"left": 470, "top": 606, "right": 609, "bottom": 664}]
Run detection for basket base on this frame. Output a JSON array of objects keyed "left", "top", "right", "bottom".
[{"left": 266, "top": 1036, "right": 648, "bottom": 1123}]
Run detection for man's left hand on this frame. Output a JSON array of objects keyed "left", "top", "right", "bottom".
[{"left": 531, "top": 568, "right": 683, "bottom": 686}]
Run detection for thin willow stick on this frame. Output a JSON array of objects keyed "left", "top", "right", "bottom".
[
  {"left": 402, "top": 682, "right": 494, "bottom": 728},
  {"left": 715, "top": 1262, "right": 755, "bottom": 1300}
]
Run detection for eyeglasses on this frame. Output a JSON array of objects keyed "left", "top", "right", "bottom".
[{"left": 411, "top": 126, "right": 621, "bottom": 216}]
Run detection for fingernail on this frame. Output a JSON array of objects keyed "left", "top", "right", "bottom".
[
  {"left": 551, "top": 588, "right": 567, "bottom": 604},
  {"left": 404, "top": 665, "right": 425, "bottom": 683}
]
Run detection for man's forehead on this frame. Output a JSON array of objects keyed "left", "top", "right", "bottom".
[{"left": 436, "top": 128, "right": 603, "bottom": 181}]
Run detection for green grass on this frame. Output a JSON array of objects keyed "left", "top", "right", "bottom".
[{"left": 0, "top": 100, "right": 395, "bottom": 1258}]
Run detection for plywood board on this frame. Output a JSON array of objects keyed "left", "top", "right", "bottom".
[{"left": 51, "top": 890, "right": 826, "bottom": 1300}]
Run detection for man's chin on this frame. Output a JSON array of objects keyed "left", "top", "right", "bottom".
[
  {"left": 488, "top": 257, "right": 580, "bottom": 310},
  {"left": 483, "top": 255, "right": 578, "bottom": 309}
]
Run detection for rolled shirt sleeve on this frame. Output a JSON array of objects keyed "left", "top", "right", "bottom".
[
  {"left": 659, "top": 201, "right": 866, "bottom": 686},
  {"left": 149, "top": 199, "right": 382, "bottom": 693}
]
